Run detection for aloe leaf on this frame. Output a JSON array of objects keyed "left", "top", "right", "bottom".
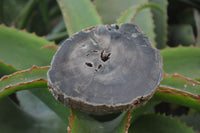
[
  {"left": 51, "top": 20, "right": 66, "bottom": 34},
  {"left": 117, "top": 3, "right": 162, "bottom": 47},
  {"left": 149, "top": 0, "right": 168, "bottom": 49},
  {"left": 168, "top": 25, "right": 195, "bottom": 46},
  {"left": 0, "top": 25, "right": 56, "bottom": 69},
  {"left": 129, "top": 114, "right": 195, "bottom": 133},
  {"left": 194, "top": 9, "right": 200, "bottom": 46},
  {"left": 38, "top": 0, "right": 51, "bottom": 31},
  {"left": 16, "top": 88, "right": 69, "bottom": 127},
  {"left": 156, "top": 86, "right": 200, "bottom": 110},
  {"left": 46, "top": 31, "right": 68, "bottom": 41},
  {"left": 130, "top": 98, "right": 161, "bottom": 123},
  {"left": 133, "top": 72, "right": 200, "bottom": 123},
  {"left": 29, "top": 87, "right": 70, "bottom": 123},
  {"left": 155, "top": 73, "right": 200, "bottom": 111},
  {"left": 117, "top": 3, "right": 164, "bottom": 24},
  {"left": 0, "top": 66, "right": 70, "bottom": 123},
  {"left": 0, "top": 0, "right": 3, "bottom": 23},
  {"left": 57, "top": 0, "right": 102, "bottom": 35},
  {"left": 0, "top": 97, "right": 66, "bottom": 133},
  {"left": 68, "top": 109, "right": 131, "bottom": 133},
  {"left": 179, "top": 113, "right": 200, "bottom": 132},
  {"left": 0, "top": 61, "right": 18, "bottom": 77},
  {"left": 16, "top": 0, "right": 36, "bottom": 29},
  {"left": 0, "top": 66, "right": 49, "bottom": 99},
  {"left": 179, "top": 0, "right": 200, "bottom": 9},
  {"left": 46, "top": 20, "right": 68, "bottom": 41},
  {"left": 2, "top": 0, "right": 29, "bottom": 25},
  {"left": 161, "top": 73, "right": 200, "bottom": 95},
  {"left": 94, "top": 0, "right": 148, "bottom": 24},
  {"left": 161, "top": 47, "right": 200, "bottom": 79}
]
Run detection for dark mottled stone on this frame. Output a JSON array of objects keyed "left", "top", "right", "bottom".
[{"left": 47, "top": 23, "right": 163, "bottom": 115}]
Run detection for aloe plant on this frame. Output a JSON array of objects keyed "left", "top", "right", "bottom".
[{"left": 0, "top": 0, "right": 200, "bottom": 133}]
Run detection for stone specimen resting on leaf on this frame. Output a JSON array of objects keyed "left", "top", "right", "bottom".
[{"left": 47, "top": 23, "right": 163, "bottom": 115}]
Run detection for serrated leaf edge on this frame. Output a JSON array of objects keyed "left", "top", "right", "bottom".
[
  {"left": 125, "top": 111, "right": 132, "bottom": 133},
  {"left": 0, "top": 65, "right": 50, "bottom": 82},
  {"left": 0, "top": 24, "right": 56, "bottom": 45},
  {"left": 0, "top": 79, "right": 47, "bottom": 99},
  {"left": 164, "top": 72, "right": 200, "bottom": 85},
  {"left": 0, "top": 61, "right": 19, "bottom": 71},
  {"left": 67, "top": 108, "right": 74, "bottom": 133},
  {"left": 158, "top": 85, "right": 200, "bottom": 101}
]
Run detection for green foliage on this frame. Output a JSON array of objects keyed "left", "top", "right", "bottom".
[
  {"left": 0, "top": 97, "right": 66, "bottom": 133},
  {"left": 179, "top": 112, "right": 200, "bottom": 132},
  {"left": 0, "top": 25, "right": 56, "bottom": 69},
  {"left": 57, "top": 0, "right": 102, "bottom": 35},
  {"left": 156, "top": 73, "right": 200, "bottom": 111},
  {"left": 168, "top": 25, "right": 195, "bottom": 46},
  {"left": 69, "top": 109, "right": 129, "bottom": 133},
  {"left": 117, "top": 2, "right": 164, "bottom": 47},
  {"left": 161, "top": 47, "right": 200, "bottom": 78},
  {"left": 129, "top": 114, "right": 195, "bottom": 133},
  {"left": 0, "top": 0, "right": 200, "bottom": 132},
  {"left": 149, "top": 0, "right": 168, "bottom": 49},
  {"left": 0, "top": 66, "right": 70, "bottom": 123},
  {"left": 0, "top": 62, "right": 18, "bottom": 77},
  {"left": 194, "top": 9, "right": 200, "bottom": 46},
  {"left": 0, "top": 66, "right": 48, "bottom": 99}
]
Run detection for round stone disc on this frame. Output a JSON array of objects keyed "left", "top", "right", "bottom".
[{"left": 47, "top": 23, "right": 163, "bottom": 114}]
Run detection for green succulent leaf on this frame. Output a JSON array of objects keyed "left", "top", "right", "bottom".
[
  {"left": 168, "top": 25, "right": 195, "bottom": 46},
  {"left": 130, "top": 98, "right": 161, "bottom": 123},
  {"left": 161, "top": 73, "right": 200, "bottom": 95},
  {"left": 161, "top": 46, "right": 200, "bottom": 79},
  {"left": 38, "top": 0, "right": 51, "bottom": 32},
  {"left": 194, "top": 9, "right": 200, "bottom": 46},
  {"left": 117, "top": 2, "right": 164, "bottom": 24},
  {"left": 117, "top": 2, "right": 161, "bottom": 47},
  {"left": 0, "top": 66, "right": 48, "bottom": 99},
  {"left": 0, "top": 66, "right": 70, "bottom": 123},
  {"left": 129, "top": 114, "right": 195, "bottom": 133},
  {"left": 156, "top": 73, "right": 200, "bottom": 111},
  {"left": 57, "top": 0, "right": 102, "bottom": 35},
  {"left": 0, "top": 61, "right": 18, "bottom": 77},
  {"left": 46, "top": 31, "right": 68, "bottom": 41},
  {"left": 0, "top": 0, "right": 3, "bottom": 24},
  {"left": 0, "top": 97, "right": 66, "bottom": 133},
  {"left": 16, "top": 0, "right": 36, "bottom": 29},
  {"left": 30, "top": 87, "right": 70, "bottom": 123},
  {"left": 1, "top": 0, "right": 29, "bottom": 25},
  {"left": 178, "top": 112, "right": 200, "bottom": 132},
  {"left": 94, "top": 0, "right": 148, "bottom": 24},
  {"left": 69, "top": 109, "right": 131, "bottom": 133},
  {"left": 149, "top": 0, "right": 168, "bottom": 49},
  {"left": 0, "top": 25, "right": 56, "bottom": 70}
]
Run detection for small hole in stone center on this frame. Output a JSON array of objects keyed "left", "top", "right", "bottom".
[
  {"left": 115, "top": 25, "right": 119, "bottom": 29},
  {"left": 101, "top": 50, "right": 111, "bottom": 62},
  {"left": 85, "top": 62, "right": 93, "bottom": 67},
  {"left": 98, "top": 64, "right": 102, "bottom": 69}
]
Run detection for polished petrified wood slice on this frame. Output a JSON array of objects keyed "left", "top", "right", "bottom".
[{"left": 47, "top": 23, "right": 163, "bottom": 114}]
